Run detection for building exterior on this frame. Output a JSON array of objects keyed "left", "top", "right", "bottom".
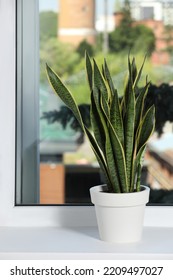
[
  {"left": 58, "top": 0, "right": 96, "bottom": 46},
  {"left": 130, "top": 0, "right": 173, "bottom": 26},
  {"left": 114, "top": 0, "right": 173, "bottom": 64},
  {"left": 135, "top": 18, "right": 172, "bottom": 64},
  {"left": 96, "top": 15, "right": 115, "bottom": 32},
  {"left": 130, "top": 0, "right": 173, "bottom": 64}
]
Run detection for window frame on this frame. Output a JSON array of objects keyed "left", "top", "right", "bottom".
[
  {"left": 0, "top": 0, "right": 173, "bottom": 228},
  {"left": 16, "top": 0, "right": 40, "bottom": 205}
]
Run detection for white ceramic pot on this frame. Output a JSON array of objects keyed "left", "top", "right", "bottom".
[{"left": 90, "top": 185, "right": 150, "bottom": 243}]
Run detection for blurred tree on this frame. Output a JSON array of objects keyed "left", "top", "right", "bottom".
[
  {"left": 132, "top": 25, "right": 155, "bottom": 55},
  {"left": 121, "top": 0, "right": 133, "bottom": 27},
  {"left": 109, "top": 0, "right": 134, "bottom": 52},
  {"left": 114, "top": 0, "right": 122, "bottom": 12},
  {"left": 76, "top": 40, "right": 94, "bottom": 57},
  {"left": 40, "top": 11, "right": 57, "bottom": 41},
  {"left": 109, "top": 0, "right": 155, "bottom": 55},
  {"left": 145, "top": 83, "right": 173, "bottom": 135},
  {"left": 164, "top": 25, "right": 173, "bottom": 58},
  {"left": 40, "top": 38, "right": 80, "bottom": 84},
  {"left": 42, "top": 104, "right": 91, "bottom": 136}
]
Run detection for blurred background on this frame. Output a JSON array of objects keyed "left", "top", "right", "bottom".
[{"left": 39, "top": 0, "right": 173, "bottom": 205}]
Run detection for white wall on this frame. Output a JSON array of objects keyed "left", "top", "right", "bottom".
[{"left": 0, "top": 0, "right": 16, "bottom": 223}]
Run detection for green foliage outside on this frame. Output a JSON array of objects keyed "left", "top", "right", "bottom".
[
  {"left": 109, "top": 24, "right": 155, "bottom": 55},
  {"left": 40, "top": 38, "right": 80, "bottom": 84},
  {"left": 40, "top": 11, "right": 58, "bottom": 41},
  {"left": 40, "top": 9, "right": 173, "bottom": 166},
  {"left": 76, "top": 40, "right": 95, "bottom": 58},
  {"left": 109, "top": 0, "right": 155, "bottom": 55},
  {"left": 40, "top": 39, "right": 173, "bottom": 104},
  {"left": 39, "top": 10, "right": 172, "bottom": 106}
]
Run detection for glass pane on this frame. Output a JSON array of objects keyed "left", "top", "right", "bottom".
[
  {"left": 39, "top": 0, "right": 100, "bottom": 205},
  {"left": 18, "top": 0, "right": 173, "bottom": 205}
]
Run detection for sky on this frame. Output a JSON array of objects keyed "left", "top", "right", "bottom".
[{"left": 39, "top": 0, "right": 117, "bottom": 17}]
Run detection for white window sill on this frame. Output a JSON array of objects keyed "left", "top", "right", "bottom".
[{"left": 0, "top": 226, "right": 173, "bottom": 260}]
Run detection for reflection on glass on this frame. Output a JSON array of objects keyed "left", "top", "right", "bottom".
[{"left": 39, "top": 0, "right": 173, "bottom": 205}]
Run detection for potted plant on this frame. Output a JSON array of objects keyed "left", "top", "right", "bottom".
[{"left": 46, "top": 53, "right": 155, "bottom": 243}]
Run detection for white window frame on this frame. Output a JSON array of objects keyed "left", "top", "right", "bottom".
[{"left": 0, "top": 0, "right": 173, "bottom": 228}]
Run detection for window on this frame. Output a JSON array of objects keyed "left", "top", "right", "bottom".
[
  {"left": 141, "top": 7, "right": 154, "bottom": 20},
  {"left": 1, "top": 0, "right": 173, "bottom": 228},
  {"left": 16, "top": 0, "right": 173, "bottom": 207}
]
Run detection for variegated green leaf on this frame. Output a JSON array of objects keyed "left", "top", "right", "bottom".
[
  {"left": 90, "top": 89, "right": 106, "bottom": 153},
  {"left": 123, "top": 56, "right": 134, "bottom": 118},
  {"left": 46, "top": 64, "right": 113, "bottom": 191},
  {"left": 127, "top": 55, "right": 133, "bottom": 92},
  {"left": 93, "top": 59, "right": 108, "bottom": 101},
  {"left": 135, "top": 82, "right": 150, "bottom": 132},
  {"left": 105, "top": 142, "right": 121, "bottom": 193},
  {"left": 92, "top": 89, "right": 121, "bottom": 192},
  {"left": 46, "top": 54, "right": 155, "bottom": 194},
  {"left": 101, "top": 64, "right": 106, "bottom": 80},
  {"left": 100, "top": 96, "right": 128, "bottom": 192},
  {"left": 93, "top": 59, "right": 110, "bottom": 117},
  {"left": 124, "top": 85, "right": 135, "bottom": 190},
  {"left": 133, "top": 55, "right": 147, "bottom": 89},
  {"left": 103, "top": 59, "right": 124, "bottom": 146},
  {"left": 110, "top": 93, "right": 124, "bottom": 146},
  {"left": 85, "top": 51, "right": 93, "bottom": 91},
  {"left": 137, "top": 105, "right": 155, "bottom": 152},
  {"left": 103, "top": 59, "right": 114, "bottom": 101},
  {"left": 131, "top": 57, "right": 137, "bottom": 84},
  {"left": 130, "top": 145, "right": 146, "bottom": 192},
  {"left": 136, "top": 163, "right": 142, "bottom": 192},
  {"left": 46, "top": 64, "right": 84, "bottom": 129},
  {"left": 84, "top": 126, "right": 113, "bottom": 190}
]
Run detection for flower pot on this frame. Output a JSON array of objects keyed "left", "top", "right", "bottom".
[{"left": 90, "top": 185, "right": 150, "bottom": 243}]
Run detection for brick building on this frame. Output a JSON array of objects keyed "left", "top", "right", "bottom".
[
  {"left": 114, "top": 0, "right": 173, "bottom": 64},
  {"left": 58, "top": 0, "right": 96, "bottom": 46},
  {"left": 135, "top": 19, "right": 172, "bottom": 64}
]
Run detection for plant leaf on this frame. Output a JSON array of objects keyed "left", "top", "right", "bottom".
[
  {"left": 122, "top": 56, "right": 134, "bottom": 119},
  {"left": 92, "top": 89, "right": 121, "bottom": 193},
  {"left": 135, "top": 82, "right": 150, "bottom": 132},
  {"left": 100, "top": 95, "right": 128, "bottom": 192},
  {"left": 133, "top": 55, "right": 147, "bottom": 89},
  {"left": 103, "top": 59, "right": 124, "bottom": 146},
  {"left": 46, "top": 64, "right": 84, "bottom": 129},
  {"left": 131, "top": 57, "right": 137, "bottom": 84},
  {"left": 124, "top": 81, "right": 135, "bottom": 190},
  {"left": 84, "top": 126, "right": 113, "bottom": 190},
  {"left": 130, "top": 145, "right": 146, "bottom": 192},
  {"left": 90, "top": 89, "right": 106, "bottom": 153},
  {"left": 85, "top": 51, "right": 93, "bottom": 91},
  {"left": 136, "top": 163, "right": 142, "bottom": 191},
  {"left": 137, "top": 105, "right": 155, "bottom": 152},
  {"left": 46, "top": 64, "right": 113, "bottom": 190},
  {"left": 93, "top": 59, "right": 110, "bottom": 117}
]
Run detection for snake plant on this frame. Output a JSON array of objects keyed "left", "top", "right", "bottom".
[{"left": 46, "top": 53, "right": 155, "bottom": 193}]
